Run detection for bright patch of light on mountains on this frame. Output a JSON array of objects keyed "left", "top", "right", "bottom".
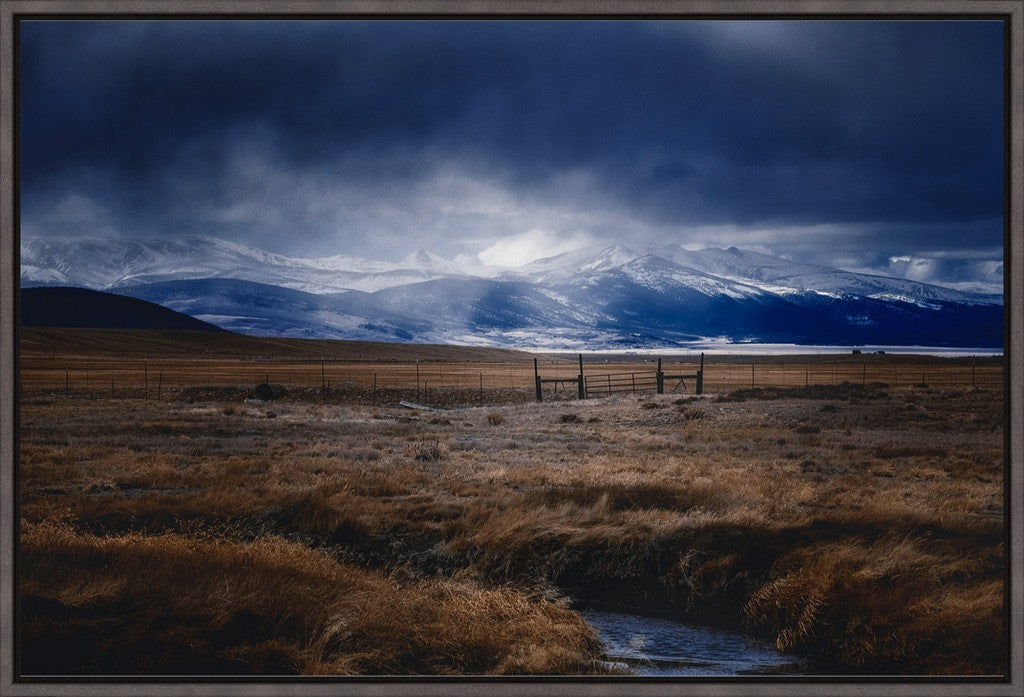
[{"left": 477, "top": 229, "right": 594, "bottom": 267}]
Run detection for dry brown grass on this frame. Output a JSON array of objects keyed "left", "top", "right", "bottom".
[
  {"left": 744, "top": 538, "right": 1004, "bottom": 674},
  {"left": 20, "top": 521, "right": 605, "bottom": 675},
  {"left": 20, "top": 329, "right": 1003, "bottom": 399},
  {"left": 17, "top": 340, "right": 1007, "bottom": 676}
]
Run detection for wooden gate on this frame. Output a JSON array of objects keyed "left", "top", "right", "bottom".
[
  {"left": 534, "top": 353, "right": 704, "bottom": 401},
  {"left": 584, "top": 370, "right": 659, "bottom": 397},
  {"left": 656, "top": 354, "right": 704, "bottom": 395}
]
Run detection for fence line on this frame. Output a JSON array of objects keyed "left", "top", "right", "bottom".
[{"left": 20, "top": 355, "right": 1005, "bottom": 400}]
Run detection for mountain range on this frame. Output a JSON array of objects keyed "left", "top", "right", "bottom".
[{"left": 21, "top": 236, "right": 1004, "bottom": 349}]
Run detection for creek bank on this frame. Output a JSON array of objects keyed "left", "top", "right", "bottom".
[
  {"left": 70, "top": 500, "right": 999, "bottom": 676},
  {"left": 322, "top": 521, "right": 829, "bottom": 672},
  {"left": 582, "top": 609, "right": 807, "bottom": 676}
]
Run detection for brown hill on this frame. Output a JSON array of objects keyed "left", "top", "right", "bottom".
[{"left": 19, "top": 327, "right": 543, "bottom": 363}]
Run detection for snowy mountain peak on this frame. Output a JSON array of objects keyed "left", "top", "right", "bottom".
[
  {"left": 19, "top": 234, "right": 1005, "bottom": 348},
  {"left": 397, "top": 249, "right": 465, "bottom": 275},
  {"left": 20, "top": 233, "right": 1002, "bottom": 346},
  {"left": 401, "top": 249, "right": 446, "bottom": 265},
  {"left": 579, "top": 244, "right": 639, "bottom": 272}
]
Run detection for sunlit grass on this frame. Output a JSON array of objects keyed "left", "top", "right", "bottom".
[{"left": 19, "top": 364, "right": 1005, "bottom": 675}]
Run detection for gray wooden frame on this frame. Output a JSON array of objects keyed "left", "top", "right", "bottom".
[{"left": 1, "top": 2, "right": 1021, "bottom": 695}]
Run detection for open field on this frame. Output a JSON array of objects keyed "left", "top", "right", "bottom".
[
  {"left": 19, "top": 328, "right": 1004, "bottom": 403},
  {"left": 17, "top": 330, "right": 1007, "bottom": 675}
]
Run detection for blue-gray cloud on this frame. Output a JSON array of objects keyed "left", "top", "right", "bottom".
[{"left": 18, "top": 19, "right": 1004, "bottom": 285}]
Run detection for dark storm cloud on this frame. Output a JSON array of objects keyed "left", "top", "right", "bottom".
[{"left": 18, "top": 19, "right": 1004, "bottom": 283}]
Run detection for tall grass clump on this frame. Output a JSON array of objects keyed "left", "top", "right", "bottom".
[
  {"left": 743, "top": 537, "right": 1004, "bottom": 674},
  {"left": 19, "top": 522, "right": 607, "bottom": 675}
]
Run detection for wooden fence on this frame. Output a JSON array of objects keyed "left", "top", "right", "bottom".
[{"left": 534, "top": 354, "right": 705, "bottom": 401}]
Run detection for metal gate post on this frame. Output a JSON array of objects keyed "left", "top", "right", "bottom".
[{"left": 696, "top": 353, "right": 704, "bottom": 395}]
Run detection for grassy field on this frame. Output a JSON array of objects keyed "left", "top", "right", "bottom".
[
  {"left": 19, "top": 328, "right": 1004, "bottom": 400},
  {"left": 17, "top": 330, "right": 1007, "bottom": 676}
]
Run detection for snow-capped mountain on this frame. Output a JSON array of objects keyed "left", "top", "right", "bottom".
[
  {"left": 665, "top": 246, "right": 994, "bottom": 306},
  {"left": 20, "top": 237, "right": 479, "bottom": 294},
  {"left": 500, "top": 244, "right": 642, "bottom": 285},
  {"left": 20, "top": 236, "right": 1004, "bottom": 348}
]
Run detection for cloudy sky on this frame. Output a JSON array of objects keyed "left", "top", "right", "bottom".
[{"left": 19, "top": 19, "right": 1004, "bottom": 288}]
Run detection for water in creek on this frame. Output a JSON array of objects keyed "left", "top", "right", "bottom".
[{"left": 583, "top": 610, "right": 808, "bottom": 677}]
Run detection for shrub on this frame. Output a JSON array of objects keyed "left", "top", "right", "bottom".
[
  {"left": 486, "top": 412, "right": 504, "bottom": 426},
  {"left": 414, "top": 443, "right": 445, "bottom": 462},
  {"left": 679, "top": 406, "right": 705, "bottom": 420}
]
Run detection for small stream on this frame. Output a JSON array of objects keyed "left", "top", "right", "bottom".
[{"left": 583, "top": 610, "right": 807, "bottom": 677}]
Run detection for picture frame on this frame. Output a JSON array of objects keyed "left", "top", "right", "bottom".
[{"left": 1, "top": 1, "right": 1021, "bottom": 696}]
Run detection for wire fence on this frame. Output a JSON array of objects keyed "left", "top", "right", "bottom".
[{"left": 19, "top": 354, "right": 1004, "bottom": 405}]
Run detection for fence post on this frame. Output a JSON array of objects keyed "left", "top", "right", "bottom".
[
  {"left": 144, "top": 361, "right": 148, "bottom": 398},
  {"left": 972, "top": 361, "right": 976, "bottom": 387},
  {"left": 480, "top": 372, "right": 484, "bottom": 405},
  {"left": 373, "top": 372, "right": 378, "bottom": 405},
  {"left": 157, "top": 370, "right": 162, "bottom": 400},
  {"left": 862, "top": 363, "right": 866, "bottom": 385},
  {"left": 578, "top": 354, "right": 585, "bottom": 400},
  {"left": 751, "top": 363, "right": 755, "bottom": 388},
  {"left": 534, "top": 358, "right": 542, "bottom": 402},
  {"left": 631, "top": 373, "right": 636, "bottom": 394},
  {"left": 416, "top": 360, "right": 420, "bottom": 402},
  {"left": 607, "top": 374, "right": 612, "bottom": 396},
  {"left": 697, "top": 353, "right": 704, "bottom": 395},
  {"left": 656, "top": 358, "right": 664, "bottom": 394}
]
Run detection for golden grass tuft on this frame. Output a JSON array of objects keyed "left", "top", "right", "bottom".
[
  {"left": 743, "top": 537, "right": 1004, "bottom": 674},
  {"left": 20, "top": 522, "right": 605, "bottom": 675}
]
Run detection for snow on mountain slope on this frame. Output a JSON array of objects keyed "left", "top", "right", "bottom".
[
  {"left": 20, "top": 237, "right": 474, "bottom": 294},
  {"left": 497, "top": 244, "right": 641, "bottom": 285},
  {"left": 22, "top": 235, "right": 999, "bottom": 306},
  {"left": 21, "top": 235, "right": 1004, "bottom": 348},
  {"left": 398, "top": 249, "right": 472, "bottom": 276},
  {"left": 674, "top": 246, "right": 1000, "bottom": 306},
  {"left": 613, "top": 255, "right": 766, "bottom": 300}
]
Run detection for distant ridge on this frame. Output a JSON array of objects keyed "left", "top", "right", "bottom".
[
  {"left": 21, "top": 287, "right": 226, "bottom": 332},
  {"left": 20, "top": 237, "right": 1004, "bottom": 349},
  {"left": 19, "top": 327, "right": 540, "bottom": 362}
]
